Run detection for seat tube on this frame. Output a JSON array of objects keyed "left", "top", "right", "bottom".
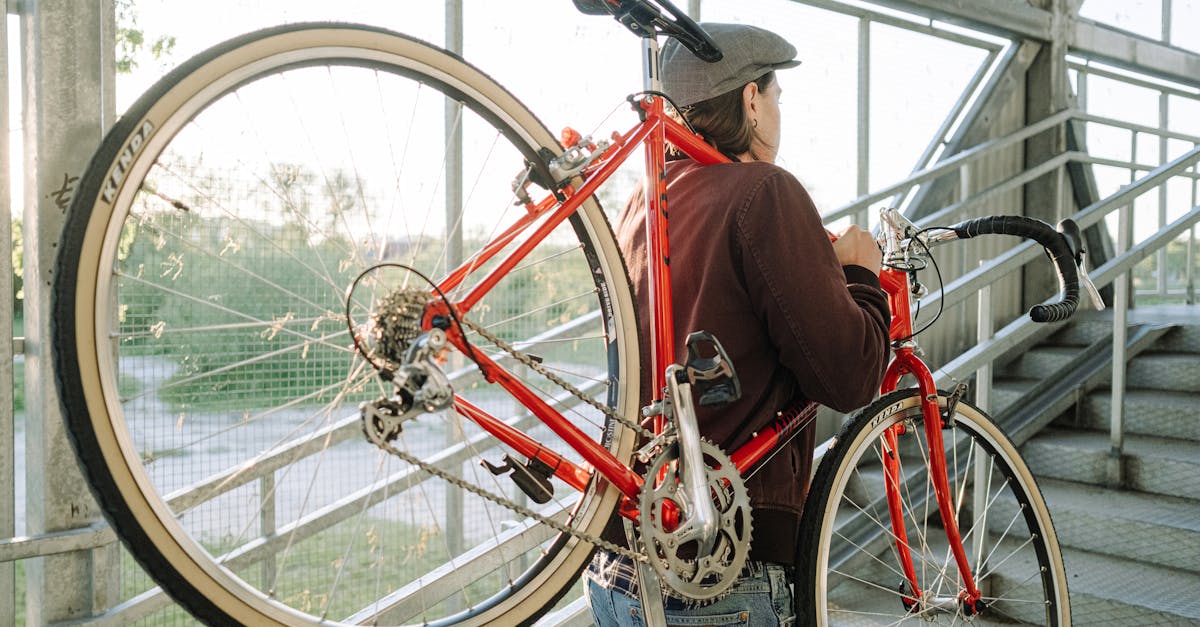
[{"left": 641, "top": 36, "right": 674, "bottom": 409}]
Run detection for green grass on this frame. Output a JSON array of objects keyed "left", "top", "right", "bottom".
[
  {"left": 11, "top": 515, "right": 511, "bottom": 623},
  {"left": 128, "top": 516, "right": 515, "bottom": 623},
  {"left": 12, "top": 360, "right": 23, "bottom": 414}
]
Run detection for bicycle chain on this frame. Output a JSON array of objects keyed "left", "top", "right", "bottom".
[
  {"left": 459, "top": 316, "right": 656, "bottom": 441},
  {"left": 369, "top": 313, "right": 655, "bottom": 564},
  {"left": 373, "top": 437, "right": 647, "bottom": 563}
]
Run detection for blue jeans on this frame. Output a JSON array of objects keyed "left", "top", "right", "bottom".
[{"left": 585, "top": 555, "right": 795, "bottom": 626}]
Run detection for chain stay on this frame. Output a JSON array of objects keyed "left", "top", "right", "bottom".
[
  {"left": 367, "top": 313, "right": 652, "bottom": 563},
  {"left": 373, "top": 436, "right": 647, "bottom": 563},
  {"left": 459, "top": 316, "right": 655, "bottom": 441}
]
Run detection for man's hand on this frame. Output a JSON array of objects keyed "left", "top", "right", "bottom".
[{"left": 831, "top": 224, "right": 882, "bottom": 275}]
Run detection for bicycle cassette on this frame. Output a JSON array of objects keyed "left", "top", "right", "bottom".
[{"left": 638, "top": 438, "right": 752, "bottom": 602}]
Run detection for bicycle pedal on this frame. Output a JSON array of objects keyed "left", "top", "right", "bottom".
[
  {"left": 481, "top": 454, "right": 554, "bottom": 504},
  {"left": 683, "top": 331, "right": 741, "bottom": 406}
]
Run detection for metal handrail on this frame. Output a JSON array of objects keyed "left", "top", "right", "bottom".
[
  {"left": 910, "top": 144, "right": 1200, "bottom": 319},
  {"left": 822, "top": 108, "right": 1079, "bottom": 223},
  {"left": 805, "top": 150, "right": 1200, "bottom": 474},
  {"left": 823, "top": 108, "right": 1200, "bottom": 229},
  {"left": 933, "top": 204, "right": 1200, "bottom": 389}
]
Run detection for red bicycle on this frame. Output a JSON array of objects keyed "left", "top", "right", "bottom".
[{"left": 55, "top": 1, "right": 1083, "bottom": 624}]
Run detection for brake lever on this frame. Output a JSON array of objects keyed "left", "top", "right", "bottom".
[
  {"left": 1058, "top": 219, "right": 1105, "bottom": 312},
  {"left": 1078, "top": 260, "right": 1105, "bottom": 311}
]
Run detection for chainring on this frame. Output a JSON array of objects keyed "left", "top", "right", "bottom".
[{"left": 638, "top": 438, "right": 752, "bottom": 602}]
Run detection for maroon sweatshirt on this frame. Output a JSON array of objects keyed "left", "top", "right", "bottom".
[{"left": 611, "top": 158, "right": 890, "bottom": 565}]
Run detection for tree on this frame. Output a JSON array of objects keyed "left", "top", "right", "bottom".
[
  {"left": 115, "top": 0, "right": 176, "bottom": 73},
  {"left": 10, "top": 217, "right": 22, "bottom": 310}
]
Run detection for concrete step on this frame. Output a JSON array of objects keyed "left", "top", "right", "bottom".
[
  {"left": 1059, "top": 546, "right": 1200, "bottom": 626},
  {"left": 1055, "top": 308, "right": 1200, "bottom": 352},
  {"left": 997, "top": 345, "right": 1079, "bottom": 379},
  {"left": 1053, "top": 388, "right": 1200, "bottom": 443},
  {"left": 989, "top": 376, "right": 1036, "bottom": 415},
  {"left": 1020, "top": 428, "right": 1200, "bottom": 501},
  {"left": 989, "top": 477, "right": 1200, "bottom": 573},
  {"left": 997, "top": 343, "right": 1200, "bottom": 395},
  {"left": 1125, "top": 351, "right": 1200, "bottom": 393}
]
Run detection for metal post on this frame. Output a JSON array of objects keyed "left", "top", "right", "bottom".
[
  {"left": 1158, "top": 92, "right": 1169, "bottom": 296},
  {"left": 857, "top": 17, "right": 870, "bottom": 204},
  {"left": 1056, "top": 158, "right": 1067, "bottom": 221},
  {"left": 1163, "top": 0, "right": 1172, "bottom": 45},
  {"left": 1189, "top": 173, "right": 1197, "bottom": 304},
  {"left": 975, "top": 271, "right": 992, "bottom": 411},
  {"left": 1128, "top": 130, "right": 1137, "bottom": 304},
  {"left": 972, "top": 275, "right": 992, "bottom": 577},
  {"left": 444, "top": 0, "right": 465, "bottom": 592},
  {"left": 1076, "top": 68, "right": 1087, "bottom": 111},
  {"left": 445, "top": 0, "right": 463, "bottom": 275},
  {"left": 1158, "top": 1, "right": 1169, "bottom": 297},
  {"left": 20, "top": 1, "right": 118, "bottom": 622},
  {"left": 1107, "top": 203, "right": 1132, "bottom": 488},
  {"left": 959, "top": 164, "right": 973, "bottom": 342}
]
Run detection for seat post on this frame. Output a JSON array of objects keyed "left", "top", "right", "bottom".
[{"left": 641, "top": 36, "right": 662, "bottom": 94}]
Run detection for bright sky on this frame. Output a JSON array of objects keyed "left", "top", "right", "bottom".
[
  {"left": 8, "top": 0, "right": 1200, "bottom": 221},
  {"left": 113, "top": 0, "right": 991, "bottom": 209}
]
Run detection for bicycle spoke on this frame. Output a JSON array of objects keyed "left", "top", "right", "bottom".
[
  {"left": 803, "top": 391, "right": 1068, "bottom": 625},
  {"left": 61, "top": 28, "right": 641, "bottom": 625}
]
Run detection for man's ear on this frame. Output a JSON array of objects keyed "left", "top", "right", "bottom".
[{"left": 742, "top": 81, "right": 760, "bottom": 116}]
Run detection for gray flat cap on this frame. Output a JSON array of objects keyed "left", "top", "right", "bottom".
[{"left": 661, "top": 22, "right": 800, "bottom": 108}]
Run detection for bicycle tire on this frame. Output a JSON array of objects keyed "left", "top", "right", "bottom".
[
  {"left": 53, "top": 22, "right": 641, "bottom": 626},
  {"left": 797, "top": 389, "right": 1070, "bottom": 626}
]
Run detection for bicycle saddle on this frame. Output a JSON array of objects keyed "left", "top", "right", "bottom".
[{"left": 571, "top": 0, "right": 723, "bottom": 62}]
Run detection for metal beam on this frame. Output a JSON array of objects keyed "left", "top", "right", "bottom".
[
  {"left": 865, "top": 0, "right": 1052, "bottom": 41},
  {"left": 867, "top": 0, "right": 1200, "bottom": 89},
  {"left": 1070, "top": 18, "right": 1200, "bottom": 89}
]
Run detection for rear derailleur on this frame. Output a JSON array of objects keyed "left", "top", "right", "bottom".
[{"left": 358, "top": 286, "right": 455, "bottom": 448}]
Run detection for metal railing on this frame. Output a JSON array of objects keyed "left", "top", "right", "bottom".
[{"left": 3, "top": 109, "right": 1197, "bottom": 626}]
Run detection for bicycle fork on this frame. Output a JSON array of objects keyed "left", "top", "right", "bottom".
[{"left": 882, "top": 350, "right": 985, "bottom": 616}]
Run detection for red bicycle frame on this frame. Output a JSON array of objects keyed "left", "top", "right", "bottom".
[{"left": 423, "top": 45, "right": 980, "bottom": 610}]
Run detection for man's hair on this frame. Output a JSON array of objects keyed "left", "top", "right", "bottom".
[{"left": 668, "top": 71, "right": 775, "bottom": 162}]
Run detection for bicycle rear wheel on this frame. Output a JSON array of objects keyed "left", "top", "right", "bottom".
[
  {"left": 797, "top": 389, "right": 1070, "bottom": 626},
  {"left": 53, "top": 23, "right": 641, "bottom": 626}
]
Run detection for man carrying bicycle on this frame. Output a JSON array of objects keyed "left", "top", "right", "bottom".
[{"left": 586, "top": 20, "right": 891, "bottom": 627}]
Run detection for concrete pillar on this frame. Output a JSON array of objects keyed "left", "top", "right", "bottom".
[
  {"left": 2, "top": 3, "right": 15, "bottom": 625},
  {"left": 1021, "top": 0, "right": 1073, "bottom": 310},
  {"left": 19, "top": 0, "right": 118, "bottom": 622}
]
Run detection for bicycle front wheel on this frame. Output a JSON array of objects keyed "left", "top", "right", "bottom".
[
  {"left": 53, "top": 23, "right": 641, "bottom": 626},
  {"left": 798, "top": 389, "right": 1070, "bottom": 626}
]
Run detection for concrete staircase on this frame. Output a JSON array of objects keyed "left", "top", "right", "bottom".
[{"left": 992, "top": 305, "right": 1200, "bottom": 625}]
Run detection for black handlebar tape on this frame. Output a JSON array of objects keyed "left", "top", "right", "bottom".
[
  {"left": 573, "top": 1, "right": 724, "bottom": 62},
  {"left": 655, "top": 0, "right": 723, "bottom": 61},
  {"left": 950, "top": 216, "right": 1081, "bottom": 323}
]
